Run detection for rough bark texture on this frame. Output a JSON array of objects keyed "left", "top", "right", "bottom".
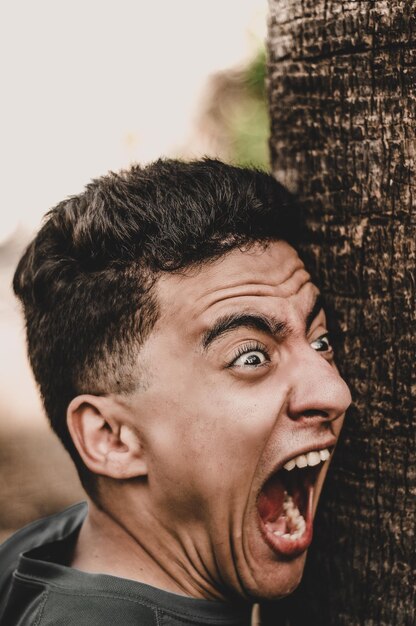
[{"left": 265, "top": 2, "right": 415, "bottom": 625}]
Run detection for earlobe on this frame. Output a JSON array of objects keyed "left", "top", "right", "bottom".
[{"left": 67, "top": 395, "right": 148, "bottom": 480}]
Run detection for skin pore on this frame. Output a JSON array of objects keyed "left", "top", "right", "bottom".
[{"left": 69, "top": 240, "right": 351, "bottom": 602}]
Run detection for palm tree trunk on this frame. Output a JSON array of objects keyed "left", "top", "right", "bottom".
[{"left": 264, "top": 2, "right": 416, "bottom": 625}]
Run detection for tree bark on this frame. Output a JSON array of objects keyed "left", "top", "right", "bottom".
[{"left": 265, "top": 2, "right": 415, "bottom": 625}]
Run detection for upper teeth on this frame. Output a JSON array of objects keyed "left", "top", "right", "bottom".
[{"left": 283, "top": 448, "right": 331, "bottom": 471}]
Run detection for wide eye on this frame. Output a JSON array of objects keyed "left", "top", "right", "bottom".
[
  {"left": 232, "top": 349, "right": 269, "bottom": 368},
  {"left": 310, "top": 333, "right": 331, "bottom": 352}
]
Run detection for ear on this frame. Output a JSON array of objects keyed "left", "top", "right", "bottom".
[{"left": 67, "top": 395, "right": 148, "bottom": 480}]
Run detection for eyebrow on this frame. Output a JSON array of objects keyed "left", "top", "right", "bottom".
[{"left": 201, "top": 293, "right": 324, "bottom": 351}]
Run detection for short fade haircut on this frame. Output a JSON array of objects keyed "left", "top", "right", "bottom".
[{"left": 13, "top": 158, "right": 299, "bottom": 496}]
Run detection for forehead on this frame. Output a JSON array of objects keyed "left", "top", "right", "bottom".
[{"left": 155, "top": 241, "right": 318, "bottom": 333}]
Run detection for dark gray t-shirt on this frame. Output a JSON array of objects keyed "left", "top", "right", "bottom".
[{"left": 0, "top": 502, "right": 252, "bottom": 626}]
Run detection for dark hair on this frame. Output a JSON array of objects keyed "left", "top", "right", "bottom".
[{"left": 13, "top": 158, "right": 299, "bottom": 495}]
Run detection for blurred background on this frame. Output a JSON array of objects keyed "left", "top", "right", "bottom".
[{"left": 0, "top": 0, "right": 269, "bottom": 541}]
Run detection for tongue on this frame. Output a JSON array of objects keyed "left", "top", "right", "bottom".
[{"left": 257, "top": 473, "right": 286, "bottom": 523}]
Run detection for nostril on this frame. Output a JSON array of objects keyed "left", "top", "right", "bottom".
[{"left": 302, "top": 410, "right": 329, "bottom": 419}]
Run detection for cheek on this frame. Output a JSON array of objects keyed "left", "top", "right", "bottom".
[
  {"left": 147, "top": 385, "right": 280, "bottom": 506},
  {"left": 139, "top": 345, "right": 286, "bottom": 507}
]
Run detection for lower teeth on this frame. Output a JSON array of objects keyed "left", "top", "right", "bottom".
[{"left": 273, "top": 492, "right": 306, "bottom": 540}]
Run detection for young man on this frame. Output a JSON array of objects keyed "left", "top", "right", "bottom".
[{"left": 0, "top": 159, "right": 351, "bottom": 625}]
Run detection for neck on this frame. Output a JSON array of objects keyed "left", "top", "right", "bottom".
[{"left": 71, "top": 497, "right": 238, "bottom": 603}]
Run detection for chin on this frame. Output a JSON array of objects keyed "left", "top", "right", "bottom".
[{"left": 243, "top": 548, "right": 307, "bottom": 601}]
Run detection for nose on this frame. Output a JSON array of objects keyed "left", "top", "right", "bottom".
[{"left": 286, "top": 349, "right": 352, "bottom": 423}]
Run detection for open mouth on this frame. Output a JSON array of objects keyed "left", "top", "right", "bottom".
[{"left": 257, "top": 448, "right": 332, "bottom": 558}]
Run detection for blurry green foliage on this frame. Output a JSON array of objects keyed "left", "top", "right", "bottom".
[
  {"left": 245, "top": 47, "right": 267, "bottom": 99},
  {"left": 229, "top": 47, "right": 269, "bottom": 170}
]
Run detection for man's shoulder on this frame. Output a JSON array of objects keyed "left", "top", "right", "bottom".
[
  {"left": 0, "top": 502, "right": 87, "bottom": 621},
  {"left": 0, "top": 501, "right": 87, "bottom": 576},
  {"left": 0, "top": 501, "right": 161, "bottom": 625},
  {"left": 1, "top": 577, "right": 157, "bottom": 626}
]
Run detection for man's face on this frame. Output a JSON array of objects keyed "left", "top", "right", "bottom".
[{"left": 125, "top": 240, "right": 351, "bottom": 600}]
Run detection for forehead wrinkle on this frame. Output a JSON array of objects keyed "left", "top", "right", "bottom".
[
  {"left": 188, "top": 258, "right": 309, "bottom": 306},
  {"left": 193, "top": 271, "right": 312, "bottom": 313},
  {"left": 182, "top": 279, "right": 317, "bottom": 347},
  {"left": 154, "top": 250, "right": 315, "bottom": 335}
]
